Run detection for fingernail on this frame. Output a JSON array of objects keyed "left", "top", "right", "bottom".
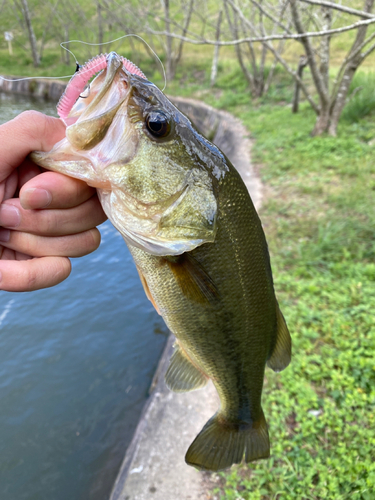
[
  {"left": 0, "top": 205, "right": 20, "bottom": 228},
  {"left": 0, "top": 229, "right": 10, "bottom": 242},
  {"left": 22, "top": 188, "right": 52, "bottom": 209}
]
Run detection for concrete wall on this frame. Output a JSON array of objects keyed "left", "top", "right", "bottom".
[{"left": 0, "top": 76, "right": 66, "bottom": 101}]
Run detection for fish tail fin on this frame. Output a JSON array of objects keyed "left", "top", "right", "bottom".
[{"left": 185, "top": 409, "right": 270, "bottom": 471}]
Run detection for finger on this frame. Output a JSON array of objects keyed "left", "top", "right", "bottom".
[
  {"left": 0, "top": 256, "right": 71, "bottom": 292},
  {"left": 18, "top": 161, "right": 41, "bottom": 188},
  {"left": 1, "top": 247, "right": 16, "bottom": 260},
  {"left": 0, "top": 228, "right": 101, "bottom": 258},
  {"left": 20, "top": 171, "right": 96, "bottom": 210},
  {"left": 0, "top": 171, "right": 19, "bottom": 205},
  {"left": 0, "top": 247, "right": 32, "bottom": 261},
  {"left": 0, "top": 111, "right": 66, "bottom": 183},
  {"left": 15, "top": 251, "right": 32, "bottom": 261},
  {"left": 0, "top": 196, "right": 106, "bottom": 235},
  {"left": 3, "top": 170, "right": 18, "bottom": 201}
]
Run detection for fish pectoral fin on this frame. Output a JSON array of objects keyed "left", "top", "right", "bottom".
[
  {"left": 165, "top": 254, "right": 219, "bottom": 305},
  {"left": 185, "top": 408, "right": 270, "bottom": 472},
  {"left": 267, "top": 301, "right": 292, "bottom": 372},
  {"left": 165, "top": 343, "right": 208, "bottom": 393},
  {"left": 136, "top": 266, "right": 161, "bottom": 315}
]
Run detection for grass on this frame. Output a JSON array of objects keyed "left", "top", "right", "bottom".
[{"left": 343, "top": 72, "right": 375, "bottom": 123}]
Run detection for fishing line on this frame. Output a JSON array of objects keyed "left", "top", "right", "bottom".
[
  {"left": 0, "top": 74, "right": 74, "bottom": 82},
  {"left": 0, "top": 34, "right": 167, "bottom": 91},
  {"left": 60, "top": 34, "right": 167, "bottom": 91}
]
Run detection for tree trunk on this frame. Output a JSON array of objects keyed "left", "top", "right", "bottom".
[
  {"left": 312, "top": 105, "right": 330, "bottom": 136},
  {"left": 20, "top": 0, "right": 40, "bottom": 67},
  {"left": 319, "top": 6, "right": 332, "bottom": 94},
  {"left": 97, "top": 1, "right": 103, "bottom": 53},
  {"left": 174, "top": 0, "right": 194, "bottom": 73},
  {"left": 290, "top": 0, "right": 329, "bottom": 110},
  {"left": 292, "top": 55, "right": 308, "bottom": 113},
  {"left": 210, "top": 9, "right": 222, "bottom": 87},
  {"left": 164, "top": 0, "right": 173, "bottom": 82},
  {"left": 224, "top": 1, "right": 256, "bottom": 94},
  {"left": 64, "top": 26, "right": 70, "bottom": 65},
  {"left": 328, "top": 0, "right": 375, "bottom": 135}
]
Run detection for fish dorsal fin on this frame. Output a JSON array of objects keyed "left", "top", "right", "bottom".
[
  {"left": 165, "top": 343, "right": 209, "bottom": 393},
  {"left": 267, "top": 302, "right": 291, "bottom": 372},
  {"left": 165, "top": 254, "right": 219, "bottom": 305}
]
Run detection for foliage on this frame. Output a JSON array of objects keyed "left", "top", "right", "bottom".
[
  {"left": 202, "top": 99, "right": 375, "bottom": 499},
  {"left": 343, "top": 72, "right": 375, "bottom": 123}
]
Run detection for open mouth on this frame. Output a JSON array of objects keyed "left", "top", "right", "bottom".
[{"left": 57, "top": 52, "right": 146, "bottom": 126}]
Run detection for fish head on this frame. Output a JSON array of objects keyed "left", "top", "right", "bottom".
[{"left": 31, "top": 52, "right": 222, "bottom": 255}]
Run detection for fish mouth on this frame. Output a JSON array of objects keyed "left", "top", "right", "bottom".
[
  {"left": 58, "top": 52, "right": 146, "bottom": 127},
  {"left": 30, "top": 52, "right": 147, "bottom": 185},
  {"left": 56, "top": 52, "right": 147, "bottom": 152}
]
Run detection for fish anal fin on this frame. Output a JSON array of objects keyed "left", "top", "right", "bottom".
[
  {"left": 165, "top": 254, "right": 219, "bottom": 306},
  {"left": 267, "top": 301, "right": 292, "bottom": 372},
  {"left": 185, "top": 408, "right": 270, "bottom": 472},
  {"left": 165, "top": 343, "right": 209, "bottom": 393},
  {"left": 136, "top": 266, "right": 161, "bottom": 315}
]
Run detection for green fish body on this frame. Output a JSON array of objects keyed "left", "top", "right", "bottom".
[{"left": 31, "top": 52, "right": 291, "bottom": 471}]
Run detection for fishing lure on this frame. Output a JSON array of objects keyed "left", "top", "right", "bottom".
[{"left": 57, "top": 54, "right": 146, "bottom": 125}]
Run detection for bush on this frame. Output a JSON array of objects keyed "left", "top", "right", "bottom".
[{"left": 342, "top": 72, "right": 375, "bottom": 123}]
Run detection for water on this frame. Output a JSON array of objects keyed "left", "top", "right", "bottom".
[{"left": 0, "top": 93, "right": 169, "bottom": 500}]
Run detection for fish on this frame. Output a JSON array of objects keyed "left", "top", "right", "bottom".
[{"left": 31, "top": 52, "right": 291, "bottom": 471}]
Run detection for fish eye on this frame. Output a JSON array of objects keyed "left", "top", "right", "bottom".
[{"left": 146, "top": 111, "right": 171, "bottom": 139}]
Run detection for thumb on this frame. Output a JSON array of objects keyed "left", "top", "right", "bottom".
[{"left": 0, "top": 111, "right": 66, "bottom": 183}]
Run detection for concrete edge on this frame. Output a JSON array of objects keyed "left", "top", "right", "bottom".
[
  {"left": 109, "top": 335, "right": 175, "bottom": 499},
  {"left": 0, "top": 75, "right": 66, "bottom": 101}
]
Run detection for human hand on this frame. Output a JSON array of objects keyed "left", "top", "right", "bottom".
[{"left": 0, "top": 110, "right": 107, "bottom": 292}]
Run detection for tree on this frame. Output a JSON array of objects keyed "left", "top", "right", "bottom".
[
  {"left": 18, "top": 0, "right": 40, "bottom": 66},
  {"left": 150, "top": 0, "right": 375, "bottom": 135},
  {"left": 290, "top": 0, "right": 375, "bottom": 135}
]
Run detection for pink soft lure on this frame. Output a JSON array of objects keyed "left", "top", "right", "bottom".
[{"left": 57, "top": 53, "right": 146, "bottom": 123}]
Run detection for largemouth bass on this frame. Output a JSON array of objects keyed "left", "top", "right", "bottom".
[{"left": 31, "top": 52, "right": 291, "bottom": 471}]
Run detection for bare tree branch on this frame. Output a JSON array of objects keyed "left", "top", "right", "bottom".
[
  {"left": 300, "top": 0, "right": 375, "bottom": 19},
  {"left": 248, "top": 0, "right": 293, "bottom": 34},
  {"left": 328, "top": 0, "right": 375, "bottom": 134},
  {"left": 360, "top": 37, "right": 375, "bottom": 58},
  {"left": 330, "top": 29, "right": 375, "bottom": 101},
  {"left": 175, "top": 0, "right": 195, "bottom": 68},
  {"left": 290, "top": 0, "right": 328, "bottom": 106},
  {"left": 148, "top": 16, "right": 375, "bottom": 45},
  {"left": 224, "top": 0, "right": 255, "bottom": 91},
  {"left": 227, "top": 0, "right": 320, "bottom": 112},
  {"left": 210, "top": 8, "right": 223, "bottom": 86}
]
